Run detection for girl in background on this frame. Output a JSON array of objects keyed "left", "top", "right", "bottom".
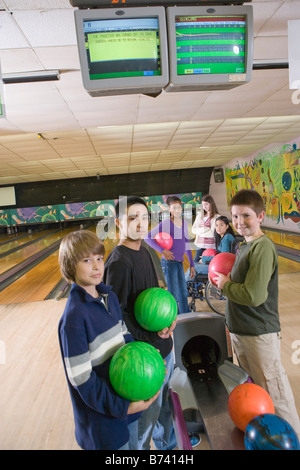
[
  {"left": 144, "top": 195, "right": 195, "bottom": 314},
  {"left": 186, "top": 215, "right": 236, "bottom": 280},
  {"left": 192, "top": 194, "right": 220, "bottom": 262}
]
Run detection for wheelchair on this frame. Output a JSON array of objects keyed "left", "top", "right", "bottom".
[
  {"left": 186, "top": 237, "right": 244, "bottom": 315},
  {"left": 187, "top": 273, "right": 227, "bottom": 316}
]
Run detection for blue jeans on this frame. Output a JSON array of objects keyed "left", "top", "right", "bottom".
[
  {"left": 161, "top": 259, "right": 190, "bottom": 314},
  {"left": 136, "top": 351, "right": 177, "bottom": 450},
  {"left": 185, "top": 262, "right": 209, "bottom": 281},
  {"left": 118, "top": 419, "right": 139, "bottom": 450},
  {"left": 194, "top": 248, "right": 205, "bottom": 263}
]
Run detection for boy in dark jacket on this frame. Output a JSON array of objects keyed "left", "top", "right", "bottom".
[
  {"left": 104, "top": 196, "right": 177, "bottom": 450},
  {"left": 58, "top": 230, "right": 158, "bottom": 450}
]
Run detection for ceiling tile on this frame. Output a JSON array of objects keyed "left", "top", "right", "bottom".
[
  {"left": 256, "top": 0, "right": 300, "bottom": 37},
  {"left": 34, "top": 46, "right": 80, "bottom": 70},
  {"left": 0, "top": 11, "right": 31, "bottom": 49},
  {"left": 12, "top": 9, "right": 76, "bottom": 47},
  {"left": 107, "top": 166, "right": 129, "bottom": 175},
  {"left": 4, "top": 1, "right": 73, "bottom": 9},
  {"left": 128, "top": 165, "right": 151, "bottom": 173},
  {"left": 0, "top": 49, "right": 43, "bottom": 73}
]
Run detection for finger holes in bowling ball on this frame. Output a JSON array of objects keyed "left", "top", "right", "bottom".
[{"left": 181, "top": 335, "right": 221, "bottom": 380}]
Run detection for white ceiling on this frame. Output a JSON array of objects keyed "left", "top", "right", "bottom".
[{"left": 0, "top": 0, "right": 300, "bottom": 186}]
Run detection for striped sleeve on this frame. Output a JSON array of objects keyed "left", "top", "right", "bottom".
[{"left": 64, "top": 321, "right": 126, "bottom": 387}]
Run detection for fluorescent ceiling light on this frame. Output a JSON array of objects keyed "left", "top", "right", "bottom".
[{"left": 2, "top": 70, "right": 60, "bottom": 84}]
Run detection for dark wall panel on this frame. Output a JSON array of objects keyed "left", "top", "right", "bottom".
[{"left": 11, "top": 167, "right": 213, "bottom": 208}]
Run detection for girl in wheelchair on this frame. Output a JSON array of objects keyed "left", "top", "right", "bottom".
[
  {"left": 185, "top": 215, "right": 236, "bottom": 282},
  {"left": 185, "top": 216, "right": 238, "bottom": 313}
]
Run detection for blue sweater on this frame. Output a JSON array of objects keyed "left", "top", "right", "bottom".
[{"left": 58, "top": 282, "right": 136, "bottom": 450}]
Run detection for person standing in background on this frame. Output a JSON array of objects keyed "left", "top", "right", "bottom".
[
  {"left": 104, "top": 196, "right": 177, "bottom": 451},
  {"left": 192, "top": 194, "right": 220, "bottom": 263},
  {"left": 144, "top": 195, "right": 195, "bottom": 314},
  {"left": 185, "top": 215, "right": 236, "bottom": 280}
]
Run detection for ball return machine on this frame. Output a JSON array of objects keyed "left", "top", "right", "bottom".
[{"left": 169, "top": 312, "right": 250, "bottom": 450}]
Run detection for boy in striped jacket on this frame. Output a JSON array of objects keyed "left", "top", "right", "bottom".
[{"left": 58, "top": 230, "right": 158, "bottom": 450}]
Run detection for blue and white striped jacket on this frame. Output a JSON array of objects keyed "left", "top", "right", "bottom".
[{"left": 58, "top": 282, "right": 135, "bottom": 450}]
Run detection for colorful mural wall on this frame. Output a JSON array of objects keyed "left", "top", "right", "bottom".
[
  {"left": 225, "top": 144, "right": 300, "bottom": 228},
  {"left": 0, "top": 192, "right": 202, "bottom": 228},
  {"left": 144, "top": 192, "right": 201, "bottom": 212}
]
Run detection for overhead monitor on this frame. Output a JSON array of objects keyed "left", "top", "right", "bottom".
[
  {"left": 74, "top": 7, "right": 169, "bottom": 96},
  {"left": 165, "top": 5, "right": 253, "bottom": 93}
]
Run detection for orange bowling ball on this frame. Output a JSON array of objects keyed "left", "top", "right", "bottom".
[
  {"left": 208, "top": 252, "right": 236, "bottom": 285},
  {"left": 154, "top": 232, "right": 173, "bottom": 250},
  {"left": 228, "top": 383, "right": 275, "bottom": 432}
]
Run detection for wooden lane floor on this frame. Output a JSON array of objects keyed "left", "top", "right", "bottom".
[
  {"left": 262, "top": 228, "right": 299, "bottom": 250},
  {"left": 0, "top": 226, "right": 80, "bottom": 305},
  {"left": 259, "top": 228, "right": 300, "bottom": 274},
  {"left": 0, "top": 299, "right": 80, "bottom": 450},
  {"left": 0, "top": 249, "right": 66, "bottom": 304},
  {"left": 0, "top": 230, "right": 36, "bottom": 242},
  {"left": 0, "top": 227, "right": 76, "bottom": 305},
  {"left": 0, "top": 226, "right": 118, "bottom": 305},
  {"left": 278, "top": 255, "right": 300, "bottom": 274},
  {"left": 0, "top": 228, "right": 58, "bottom": 254},
  {"left": 0, "top": 229, "right": 66, "bottom": 275}
]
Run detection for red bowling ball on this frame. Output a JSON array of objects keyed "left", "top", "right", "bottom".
[
  {"left": 154, "top": 232, "right": 173, "bottom": 250},
  {"left": 208, "top": 252, "right": 236, "bottom": 286},
  {"left": 202, "top": 248, "right": 217, "bottom": 257}
]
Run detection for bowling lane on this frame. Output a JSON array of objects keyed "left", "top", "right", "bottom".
[
  {"left": 0, "top": 230, "right": 31, "bottom": 242},
  {"left": 0, "top": 228, "right": 58, "bottom": 255},
  {"left": 1, "top": 219, "right": 298, "bottom": 305},
  {"left": 0, "top": 227, "right": 76, "bottom": 305},
  {"left": 0, "top": 229, "right": 66, "bottom": 275},
  {"left": 0, "top": 249, "right": 66, "bottom": 304},
  {"left": 262, "top": 228, "right": 299, "bottom": 250},
  {"left": 278, "top": 256, "right": 300, "bottom": 274},
  {"left": 262, "top": 228, "right": 299, "bottom": 273},
  {"left": 0, "top": 226, "right": 118, "bottom": 305}
]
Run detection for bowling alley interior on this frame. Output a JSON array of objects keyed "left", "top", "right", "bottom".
[{"left": 0, "top": 0, "right": 300, "bottom": 451}]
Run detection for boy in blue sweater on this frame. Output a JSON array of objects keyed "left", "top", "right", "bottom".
[{"left": 58, "top": 230, "right": 159, "bottom": 450}]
